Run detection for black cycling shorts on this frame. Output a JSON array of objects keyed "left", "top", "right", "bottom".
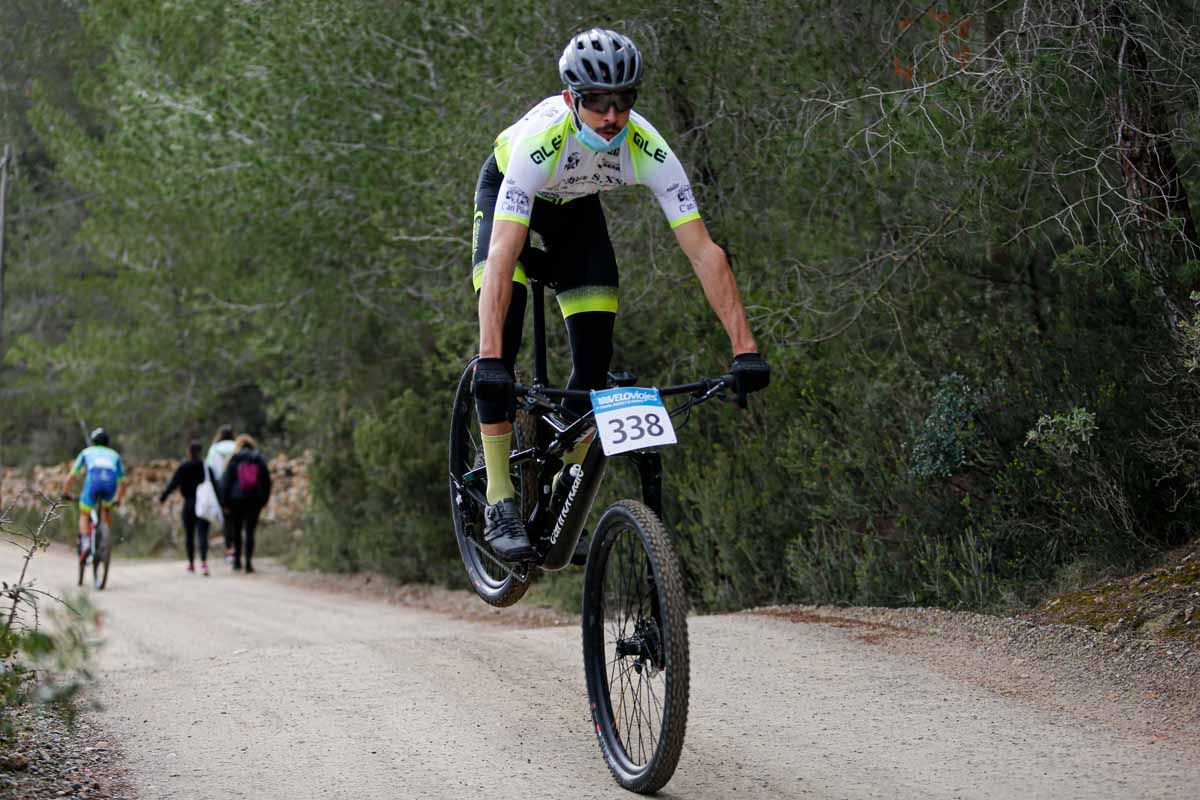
[{"left": 472, "top": 155, "right": 619, "bottom": 317}]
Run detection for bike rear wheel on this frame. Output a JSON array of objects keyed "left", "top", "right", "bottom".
[
  {"left": 448, "top": 358, "right": 536, "bottom": 607},
  {"left": 77, "top": 536, "right": 85, "bottom": 587},
  {"left": 93, "top": 522, "right": 110, "bottom": 590},
  {"left": 582, "top": 500, "right": 689, "bottom": 794}
]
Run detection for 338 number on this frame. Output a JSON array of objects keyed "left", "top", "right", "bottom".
[{"left": 606, "top": 412, "right": 665, "bottom": 445}]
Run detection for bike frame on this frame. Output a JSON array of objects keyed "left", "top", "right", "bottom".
[{"left": 458, "top": 276, "right": 731, "bottom": 571}]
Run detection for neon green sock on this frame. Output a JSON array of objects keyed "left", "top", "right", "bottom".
[{"left": 482, "top": 431, "right": 515, "bottom": 505}]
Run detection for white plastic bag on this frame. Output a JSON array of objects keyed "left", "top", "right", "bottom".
[{"left": 196, "top": 479, "right": 224, "bottom": 527}]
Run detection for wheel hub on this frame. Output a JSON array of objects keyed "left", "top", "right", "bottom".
[{"left": 615, "top": 617, "right": 664, "bottom": 674}]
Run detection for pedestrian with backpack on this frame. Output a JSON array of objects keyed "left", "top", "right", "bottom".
[{"left": 219, "top": 434, "right": 272, "bottom": 573}]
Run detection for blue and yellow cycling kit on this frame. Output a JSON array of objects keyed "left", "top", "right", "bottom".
[{"left": 71, "top": 445, "right": 125, "bottom": 512}]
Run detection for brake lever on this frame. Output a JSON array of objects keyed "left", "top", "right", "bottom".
[{"left": 709, "top": 374, "right": 745, "bottom": 408}]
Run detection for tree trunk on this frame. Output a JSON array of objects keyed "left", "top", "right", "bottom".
[
  {"left": 1106, "top": 3, "right": 1200, "bottom": 329},
  {"left": 0, "top": 145, "right": 9, "bottom": 359},
  {"left": 0, "top": 145, "right": 8, "bottom": 506}
]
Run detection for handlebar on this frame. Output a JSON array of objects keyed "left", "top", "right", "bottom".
[{"left": 515, "top": 374, "right": 741, "bottom": 414}]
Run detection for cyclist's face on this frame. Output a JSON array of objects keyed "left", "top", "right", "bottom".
[{"left": 562, "top": 90, "right": 632, "bottom": 139}]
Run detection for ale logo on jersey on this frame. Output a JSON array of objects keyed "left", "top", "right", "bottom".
[
  {"left": 631, "top": 131, "right": 668, "bottom": 164},
  {"left": 530, "top": 135, "right": 565, "bottom": 165}
]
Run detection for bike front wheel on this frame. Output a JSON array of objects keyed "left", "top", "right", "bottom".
[
  {"left": 582, "top": 500, "right": 689, "bottom": 794},
  {"left": 448, "top": 358, "right": 535, "bottom": 607}
]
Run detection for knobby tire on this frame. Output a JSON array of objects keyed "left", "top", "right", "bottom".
[{"left": 582, "top": 500, "right": 689, "bottom": 794}]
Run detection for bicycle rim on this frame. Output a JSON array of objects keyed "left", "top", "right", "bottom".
[
  {"left": 582, "top": 500, "right": 689, "bottom": 794},
  {"left": 448, "top": 359, "right": 533, "bottom": 607}
]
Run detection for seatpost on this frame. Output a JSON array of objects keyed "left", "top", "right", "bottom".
[{"left": 531, "top": 278, "right": 549, "bottom": 385}]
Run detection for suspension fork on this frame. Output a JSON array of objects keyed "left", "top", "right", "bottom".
[
  {"left": 629, "top": 451, "right": 663, "bottom": 520},
  {"left": 626, "top": 451, "right": 665, "bottom": 637}
]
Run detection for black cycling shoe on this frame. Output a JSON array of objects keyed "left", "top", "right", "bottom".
[{"left": 483, "top": 498, "right": 534, "bottom": 561}]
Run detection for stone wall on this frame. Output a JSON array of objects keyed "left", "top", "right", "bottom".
[{"left": 0, "top": 452, "right": 312, "bottom": 528}]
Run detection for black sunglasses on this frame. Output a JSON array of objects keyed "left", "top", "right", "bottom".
[{"left": 574, "top": 89, "right": 638, "bottom": 114}]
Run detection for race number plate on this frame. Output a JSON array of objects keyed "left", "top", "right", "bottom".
[{"left": 590, "top": 387, "right": 677, "bottom": 456}]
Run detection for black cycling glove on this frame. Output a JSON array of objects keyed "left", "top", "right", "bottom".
[{"left": 730, "top": 352, "right": 771, "bottom": 396}]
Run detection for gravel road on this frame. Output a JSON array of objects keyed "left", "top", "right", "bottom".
[{"left": 7, "top": 546, "right": 1200, "bottom": 799}]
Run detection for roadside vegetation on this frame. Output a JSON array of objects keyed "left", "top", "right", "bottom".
[
  {"left": 3, "top": 1, "right": 1200, "bottom": 616},
  {"left": 0, "top": 498, "right": 97, "bottom": 742}
]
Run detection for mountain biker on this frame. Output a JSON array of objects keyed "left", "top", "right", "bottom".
[
  {"left": 62, "top": 427, "right": 127, "bottom": 562},
  {"left": 471, "top": 28, "right": 770, "bottom": 560}
]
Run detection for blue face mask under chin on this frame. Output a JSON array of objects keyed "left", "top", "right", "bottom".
[{"left": 574, "top": 115, "right": 628, "bottom": 153}]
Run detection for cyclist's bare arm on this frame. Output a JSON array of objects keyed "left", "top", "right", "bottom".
[
  {"left": 673, "top": 218, "right": 758, "bottom": 356},
  {"left": 478, "top": 219, "right": 527, "bottom": 359},
  {"left": 62, "top": 469, "right": 81, "bottom": 498},
  {"left": 477, "top": 219, "right": 527, "bottom": 436}
]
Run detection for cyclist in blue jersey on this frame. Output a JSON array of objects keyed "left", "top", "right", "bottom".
[
  {"left": 62, "top": 427, "right": 128, "bottom": 562},
  {"left": 471, "top": 28, "right": 771, "bottom": 559}
]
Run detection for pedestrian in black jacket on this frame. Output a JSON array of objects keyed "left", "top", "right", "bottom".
[
  {"left": 159, "top": 441, "right": 212, "bottom": 575},
  {"left": 219, "top": 434, "right": 272, "bottom": 574}
]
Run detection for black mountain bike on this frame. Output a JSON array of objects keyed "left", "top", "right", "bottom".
[
  {"left": 448, "top": 272, "right": 745, "bottom": 794},
  {"left": 67, "top": 497, "right": 113, "bottom": 590}
]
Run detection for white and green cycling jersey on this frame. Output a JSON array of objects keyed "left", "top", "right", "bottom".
[{"left": 493, "top": 96, "right": 701, "bottom": 229}]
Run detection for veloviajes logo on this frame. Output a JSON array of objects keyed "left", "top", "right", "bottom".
[{"left": 595, "top": 389, "right": 657, "bottom": 407}]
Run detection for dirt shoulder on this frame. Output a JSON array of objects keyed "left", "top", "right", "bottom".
[
  {"left": 0, "top": 704, "right": 136, "bottom": 800},
  {"left": 1028, "top": 540, "right": 1200, "bottom": 645},
  {"left": 748, "top": 603, "right": 1200, "bottom": 743}
]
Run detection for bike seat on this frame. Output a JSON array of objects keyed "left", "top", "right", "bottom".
[{"left": 521, "top": 246, "right": 555, "bottom": 287}]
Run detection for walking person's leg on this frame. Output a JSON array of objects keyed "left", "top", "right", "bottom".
[
  {"left": 223, "top": 518, "right": 234, "bottom": 563},
  {"left": 197, "top": 517, "right": 211, "bottom": 574},
  {"left": 243, "top": 505, "right": 262, "bottom": 573},
  {"left": 183, "top": 506, "right": 197, "bottom": 571},
  {"left": 227, "top": 506, "right": 245, "bottom": 570}
]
